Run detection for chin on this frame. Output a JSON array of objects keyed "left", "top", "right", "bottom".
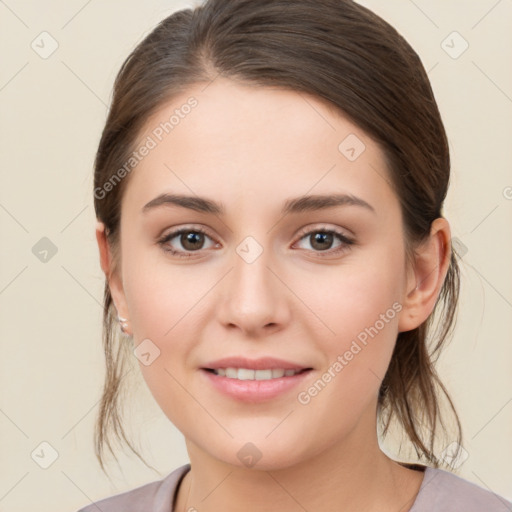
[{"left": 203, "top": 435, "right": 308, "bottom": 472}]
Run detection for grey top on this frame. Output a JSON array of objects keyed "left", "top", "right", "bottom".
[{"left": 76, "top": 463, "right": 512, "bottom": 512}]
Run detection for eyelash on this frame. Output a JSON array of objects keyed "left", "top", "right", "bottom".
[{"left": 157, "top": 225, "right": 355, "bottom": 259}]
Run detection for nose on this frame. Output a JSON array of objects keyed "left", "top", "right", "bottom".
[{"left": 216, "top": 242, "right": 291, "bottom": 337}]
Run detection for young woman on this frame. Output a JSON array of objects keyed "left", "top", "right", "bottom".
[{"left": 79, "top": 0, "right": 511, "bottom": 510}]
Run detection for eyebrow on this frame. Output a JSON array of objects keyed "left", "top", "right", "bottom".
[{"left": 142, "top": 192, "right": 376, "bottom": 216}]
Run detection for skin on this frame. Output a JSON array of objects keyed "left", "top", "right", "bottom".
[{"left": 96, "top": 78, "right": 451, "bottom": 512}]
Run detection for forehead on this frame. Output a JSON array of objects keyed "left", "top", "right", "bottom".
[{"left": 122, "top": 78, "right": 397, "bottom": 219}]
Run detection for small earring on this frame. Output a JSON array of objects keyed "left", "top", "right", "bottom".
[{"left": 117, "top": 314, "right": 129, "bottom": 334}]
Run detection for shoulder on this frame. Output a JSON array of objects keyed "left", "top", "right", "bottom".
[
  {"left": 75, "top": 463, "right": 190, "bottom": 512},
  {"left": 412, "top": 466, "right": 512, "bottom": 512}
]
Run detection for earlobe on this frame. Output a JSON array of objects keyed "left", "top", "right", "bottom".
[{"left": 398, "top": 218, "right": 452, "bottom": 333}]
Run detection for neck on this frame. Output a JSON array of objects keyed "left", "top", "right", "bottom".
[{"left": 174, "top": 407, "right": 425, "bottom": 512}]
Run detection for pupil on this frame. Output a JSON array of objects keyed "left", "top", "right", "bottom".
[
  {"left": 313, "top": 232, "right": 332, "bottom": 250},
  {"left": 183, "top": 232, "right": 203, "bottom": 250}
]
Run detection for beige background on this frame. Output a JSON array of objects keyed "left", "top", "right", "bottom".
[{"left": 0, "top": 1, "right": 511, "bottom": 510}]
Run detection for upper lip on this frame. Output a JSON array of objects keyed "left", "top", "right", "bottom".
[{"left": 201, "top": 356, "right": 312, "bottom": 371}]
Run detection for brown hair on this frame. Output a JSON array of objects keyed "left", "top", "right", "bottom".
[{"left": 93, "top": 0, "right": 462, "bottom": 473}]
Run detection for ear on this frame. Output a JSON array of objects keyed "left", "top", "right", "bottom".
[
  {"left": 95, "top": 221, "right": 131, "bottom": 335},
  {"left": 398, "top": 218, "right": 452, "bottom": 333}
]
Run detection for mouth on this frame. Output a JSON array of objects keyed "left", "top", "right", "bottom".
[{"left": 200, "top": 361, "right": 314, "bottom": 402}]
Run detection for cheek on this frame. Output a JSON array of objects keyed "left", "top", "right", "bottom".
[
  {"left": 305, "top": 250, "right": 405, "bottom": 398},
  {"left": 121, "top": 251, "right": 211, "bottom": 426},
  {"left": 123, "top": 246, "right": 210, "bottom": 340},
  {"left": 310, "top": 254, "right": 404, "bottom": 345},
  {"left": 296, "top": 297, "right": 400, "bottom": 441}
]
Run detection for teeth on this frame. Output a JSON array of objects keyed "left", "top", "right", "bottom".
[
  {"left": 237, "top": 368, "right": 255, "bottom": 380},
  {"left": 225, "top": 368, "right": 238, "bottom": 378},
  {"left": 212, "top": 367, "right": 302, "bottom": 380},
  {"left": 255, "top": 369, "right": 272, "bottom": 380}
]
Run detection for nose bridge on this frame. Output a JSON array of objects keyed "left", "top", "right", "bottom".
[
  {"left": 217, "top": 233, "right": 288, "bottom": 333},
  {"left": 232, "top": 235, "right": 277, "bottom": 308}
]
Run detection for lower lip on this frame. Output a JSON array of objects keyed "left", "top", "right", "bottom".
[{"left": 200, "top": 369, "right": 312, "bottom": 403}]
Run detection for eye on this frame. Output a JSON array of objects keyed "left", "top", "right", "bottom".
[
  {"left": 293, "top": 226, "right": 355, "bottom": 257},
  {"left": 157, "top": 226, "right": 218, "bottom": 258},
  {"left": 157, "top": 225, "right": 355, "bottom": 259}
]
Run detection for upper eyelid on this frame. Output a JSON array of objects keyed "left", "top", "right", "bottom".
[
  {"left": 295, "top": 224, "right": 353, "bottom": 239},
  {"left": 160, "top": 224, "right": 216, "bottom": 242}
]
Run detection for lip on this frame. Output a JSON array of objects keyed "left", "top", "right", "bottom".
[
  {"left": 201, "top": 356, "right": 310, "bottom": 371},
  {"left": 201, "top": 368, "right": 312, "bottom": 403}
]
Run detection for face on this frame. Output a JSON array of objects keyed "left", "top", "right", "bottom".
[{"left": 108, "top": 78, "right": 415, "bottom": 470}]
